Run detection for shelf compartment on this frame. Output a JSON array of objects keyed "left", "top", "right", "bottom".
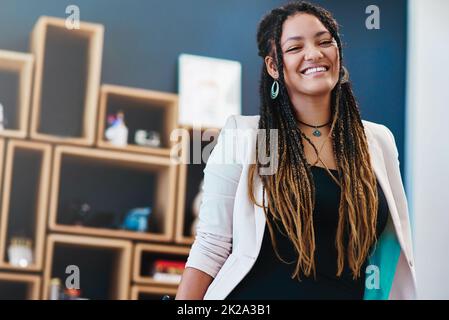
[
  {"left": 130, "top": 285, "right": 177, "bottom": 300},
  {"left": 0, "top": 272, "right": 41, "bottom": 300},
  {"left": 97, "top": 84, "right": 178, "bottom": 156},
  {"left": 175, "top": 127, "right": 219, "bottom": 244},
  {"left": 0, "top": 140, "right": 51, "bottom": 271},
  {"left": 48, "top": 146, "right": 177, "bottom": 242},
  {"left": 133, "top": 243, "right": 189, "bottom": 286},
  {"left": 30, "top": 16, "right": 104, "bottom": 145},
  {"left": 0, "top": 50, "right": 34, "bottom": 138},
  {"left": 43, "top": 234, "right": 131, "bottom": 300}
]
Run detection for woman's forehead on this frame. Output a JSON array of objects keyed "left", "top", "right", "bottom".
[{"left": 281, "top": 13, "right": 329, "bottom": 41}]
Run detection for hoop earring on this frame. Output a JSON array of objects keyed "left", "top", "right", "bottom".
[{"left": 271, "top": 79, "right": 279, "bottom": 99}]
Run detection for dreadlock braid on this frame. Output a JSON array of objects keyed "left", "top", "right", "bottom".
[{"left": 248, "top": 1, "right": 379, "bottom": 280}]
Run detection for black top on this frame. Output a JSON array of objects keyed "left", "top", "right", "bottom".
[{"left": 226, "top": 165, "right": 389, "bottom": 300}]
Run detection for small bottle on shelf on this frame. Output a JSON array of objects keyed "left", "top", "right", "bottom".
[
  {"left": 49, "top": 278, "right": 61, "bottom": 300},
  {"left": 105, "top": 110, "right": 128, "bottom": 147}
]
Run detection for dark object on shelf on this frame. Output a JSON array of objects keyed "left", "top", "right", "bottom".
[
  {"left": 66, "top": 200, "right": 91, "bottom": 226},
  {"left": 161, "top": 295, "right": 171, "bottom": 300},
  {"left": 64, "top": 200, "right": 120, "bottom": 229},
  {"left": 85, "top": 210, "right": 121, "bottom": 229},
  {"left": 121, "top": 207, "right": 151, "bottom": 232}
]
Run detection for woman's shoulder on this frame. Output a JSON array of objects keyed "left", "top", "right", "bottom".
[
  {"left": 224, "top": 115, "right": 260, "bottom": 130},
  {"left": 362, "top": 119, "right": 398, "bottom": 156},
  {"left": 362, "top": 119, "right": 395, "bottom": 140}
]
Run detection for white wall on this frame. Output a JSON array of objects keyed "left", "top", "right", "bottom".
[{"left": 407, "top": 0, "right": 449, "bottom": 299}]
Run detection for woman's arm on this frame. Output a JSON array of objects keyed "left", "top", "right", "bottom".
[
  {"left": 176, "top": 115, "right": 242, "bottom": 300},
  {"left": 175, "top": 267, "right": 213, "bottom": 300}
]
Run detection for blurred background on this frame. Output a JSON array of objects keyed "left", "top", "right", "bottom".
[{"left": 0, "top": 0, "right": 447, "bottom": 299}]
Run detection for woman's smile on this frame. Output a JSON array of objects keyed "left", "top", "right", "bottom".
[{"left": 300, "top": 65, "right": 330, "bottom": 78}]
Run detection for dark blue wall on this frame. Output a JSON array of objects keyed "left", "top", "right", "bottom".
[
  {"left": 311, "top": 0, "right": 407, "bottom": 173},
  {"left": 0, "top": 0, "right": 407, "bottom": 173}
]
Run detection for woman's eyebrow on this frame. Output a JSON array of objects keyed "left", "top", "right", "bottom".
[{"left": 282, "top": 30, "right": 331, "bottom": 46}]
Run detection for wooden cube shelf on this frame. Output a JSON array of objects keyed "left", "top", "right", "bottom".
[
  {"left": 97, "top": 84, "right": 178, "bottom": 156},
  {"left": 133, "top": 243, "right": 189, "bottom": 286},
  {"left": 130, "top": 285, "right": 177, "bottom": 300},
  {"left": 175, "top": 127, "right": 219, "bottom": 244},
  {"left": 0, "top": 272, "right": 41, "bottom": 300},
  {"left": 0, "top": 140, "right": 51, "bottom": 271},
  {"left": 43, "top": 234, "right": 132, "bottom": 300},
  {"left": 0, "top": 50, "right": 33, "bottom": 138},
  {"left": 0, "top": 137, "right": 4, "bottom": 185},
  {"left": 30, "top": 16, "right": 104, "bottom": 145},
  {"left": 48, "top": 146, "right": 177, "bottom": 242}
]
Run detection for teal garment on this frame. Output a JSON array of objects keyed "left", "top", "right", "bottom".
[{"left": 364, "top": 216, "right": 401, "bottom": 300}]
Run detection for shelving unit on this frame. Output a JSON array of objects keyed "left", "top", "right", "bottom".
[
  {"left": 0, "top": 50, "right": 34, "bottom": 138},
  {"left": 130, "top": 285, "right": 177, "bottom": 300},
  {"left": 0, "top": 272, "right": 41, "bottom": 300},
  {"left": 0, "top": 138, "right": 4, "bottom": 189},
  {"left": 30, "top": 16, "right": 104, "bottom": 145},
  {"left": 48, "top": 146, "right": 177, "bottom": 242},
  {"left": 133, "top": 243, "right": 189, "bottom": 286},
  {"left": 97, "top": 84, "right": 178, "bottom": 156},
  {"left": 43, "top": 234, "right": 132, "bottom": 300},
  {"left": 175, "top": 127, "right": 219, "bottom": 244},
  {"left": 0, "top": 15, "right": 227, "bottom": 300},
  {"left": 0, "top": 140, "right": 51, "bottom": 271}
]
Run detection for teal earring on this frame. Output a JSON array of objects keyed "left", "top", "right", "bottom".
[{"left": 271, "top": 79, "right": 279, "bottom": 99}]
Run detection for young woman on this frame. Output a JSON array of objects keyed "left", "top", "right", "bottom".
[{"left": 176, "top": 1, "right": 416, "bottom": 300}]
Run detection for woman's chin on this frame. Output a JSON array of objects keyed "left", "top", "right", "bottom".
[{"left": 298, "top": 84, "right": 334, "bottom": 97}]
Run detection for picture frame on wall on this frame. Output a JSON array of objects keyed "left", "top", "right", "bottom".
[{"left": 178, "top": 53, "right": 242, "bottom": 129}]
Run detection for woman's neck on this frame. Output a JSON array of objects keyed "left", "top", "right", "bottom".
[{"left": 290, "top": 92, "right": 332, "bottom": 126}]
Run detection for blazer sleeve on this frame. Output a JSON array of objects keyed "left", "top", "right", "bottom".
[
  {"left": 185, "top": 115, "right": 242, "bottom": 278},
  {"left": 381, "top": 125, "right": 417, "bottom": 298},
  {"left": 381, "top": 125, "right": 416, "bottom": 269}
]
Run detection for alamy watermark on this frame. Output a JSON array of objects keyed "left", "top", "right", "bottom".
[
  {"left": 65, "top": 5, "right": 80, "bottom": 30},
  {"left": 65, "top": 264, "right": 80, "bottom": 289},
  {"left": 365, "top": 5, "right": 380, "bottom": 30},
  {"left": 169, "top": 127, "right": 279, "bottom": 176},
  {"left": 365, "top": 264, "right": 380, "bottom": 290}
]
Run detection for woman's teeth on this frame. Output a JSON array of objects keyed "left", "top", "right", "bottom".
[{"left": 303, "top": 66, "right": 327, "bottom": 75}]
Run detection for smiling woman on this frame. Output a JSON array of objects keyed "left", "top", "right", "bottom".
[{"left": 176, "top": 1, "right": 416, "bottom": 300}]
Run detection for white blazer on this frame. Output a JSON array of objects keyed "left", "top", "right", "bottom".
[{"left": 185, "top": 115, "right": 417, "bottom": 300}]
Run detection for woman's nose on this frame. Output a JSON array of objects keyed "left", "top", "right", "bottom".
[{"left": 304, "top": 46, "right": 324, "bottom": 61}]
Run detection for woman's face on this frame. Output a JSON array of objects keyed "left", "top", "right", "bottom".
[{"left": 266, "top": 13, "right": 340, "bottom": 97}]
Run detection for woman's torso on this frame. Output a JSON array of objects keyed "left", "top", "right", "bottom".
[{"left": 226, "top": 165, "right": 389, "bottom": 300}]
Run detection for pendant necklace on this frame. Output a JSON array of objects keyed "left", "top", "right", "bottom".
[{"left": 297, "top": 119, "right": 331, "bottom": 137}]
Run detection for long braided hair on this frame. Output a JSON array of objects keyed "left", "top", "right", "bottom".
[{"left": 248, "top": 1, "right": 379, "bottom": 279}]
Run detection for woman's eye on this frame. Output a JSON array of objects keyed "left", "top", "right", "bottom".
[
  {"left": 320, "top": 40, "right": 333, "bottom": 46},
  {"left": 286, "top": 46, "right": 302, "bottom": 52}
]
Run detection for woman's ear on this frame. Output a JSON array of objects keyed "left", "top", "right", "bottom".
[{"left": 264, "top": 55, "right": 279, "bottom": 79}]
